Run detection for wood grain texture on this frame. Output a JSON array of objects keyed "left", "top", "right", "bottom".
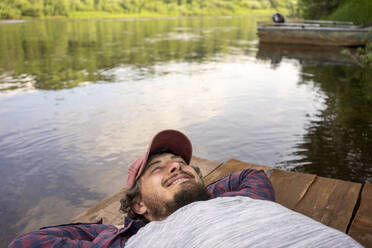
[
  {"left": 348, "top": 183, "right": 372, "bottom": 248},
  {"left": 204, "top": 158, "right": 271, "bottom": 186},
  {"left": 294, "top": 176, "right": 361, "bottom": 232},
  {"left": 269, "top": 169, "right": 316, "bottom": 210},
  {"left": 71, "top": 188, "right": 125, "bottom": 224},
  {"left": 190, "top": 156, "right": 222, "bottom": 178}
]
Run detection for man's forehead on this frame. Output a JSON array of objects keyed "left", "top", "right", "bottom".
[{"left": 146, "top": 153, "right": 182, "bottom": 166}]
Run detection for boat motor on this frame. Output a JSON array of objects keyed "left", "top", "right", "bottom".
[{"left": 273, "top": 13, "right": 285, "bottom": 23}]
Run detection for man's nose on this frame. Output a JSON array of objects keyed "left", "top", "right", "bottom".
[{"left": 167, "top": 161, "right": 181, "bottom": 174}]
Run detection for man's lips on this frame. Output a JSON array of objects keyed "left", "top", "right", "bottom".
[{"left": 164, "top": 173, "right": 194, "bottom": 187}]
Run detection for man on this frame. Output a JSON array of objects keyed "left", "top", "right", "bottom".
[{"left": 9, "top": 129, "right": 362, "bottom": 247}]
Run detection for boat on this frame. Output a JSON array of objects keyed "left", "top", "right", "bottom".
[
  {"left": 257, "top": 20, "right": 372, "bottom": 46},
  {"left": 72, "top": 156, "right": 372, "bottom": 248}
]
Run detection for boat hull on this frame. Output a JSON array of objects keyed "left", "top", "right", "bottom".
[{"left": 257, "top": 26, "right": 372, "bottom": 46}]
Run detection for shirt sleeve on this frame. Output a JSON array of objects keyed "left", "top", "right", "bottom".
[
  {"left": 207, "top": 169, "right": 276, "bottom": 202},
  {"left": 8, "top": 223, "right": 122, "bottom": 248}
]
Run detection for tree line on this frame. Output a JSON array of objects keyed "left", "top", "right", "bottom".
[
  {"left": 0, "top": 0, "right": 295, "bottom": 19},
  {"left": 297, "top": 0, "right": 372, "bottom": 25}
]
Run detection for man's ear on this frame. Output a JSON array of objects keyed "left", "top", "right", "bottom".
[{"left": 132, "top": 197, "right": 147, "bottom": 215}]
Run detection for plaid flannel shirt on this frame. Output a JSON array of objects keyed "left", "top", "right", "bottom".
[{"left": 9, "top": 169, "right": 275, "bottom": 247}]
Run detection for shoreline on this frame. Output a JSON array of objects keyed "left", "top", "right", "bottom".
[{"left": 0, "top": 9, "right": 283, "bottom": 21}]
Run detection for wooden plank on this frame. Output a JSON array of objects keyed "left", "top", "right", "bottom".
[
  {"left": 269, "top": 169, "right": 316, "bottom": 209},
  {"left": 190, "top": 156, "right": 222, "bottom": 178},
  {"left": 294, "top": 176, "right": 362, "bottom": 232},
  {"left": 71, "top": 188, "right": 126, "bottom": 224},
  {"left": 204, "top": 158, "right": 271, "bottom": 186},
  {"left": 271, "top": 23, "right": 321, "bottom": 27},
  {"left": 348, "top": 183, "right": 372, "bottom": 248},
  {"left": 303, "top": 20, "right": 354, "bottom": 25}
]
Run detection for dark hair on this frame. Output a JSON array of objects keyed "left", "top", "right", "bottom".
[
  {"left": 119, "top": 179, "right": 148, "bottom": 223},
  {"left": 119, "top": 149, "right": 202, "bottom": 222}
]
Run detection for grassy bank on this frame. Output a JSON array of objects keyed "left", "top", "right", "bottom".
[
  {"left": 327, "top": 0, "right": 372, "bottom": 25},
  {"left": 0, "top": 0, "right": 294, "bottom": 20},
  {"left": 66, "top": 8, "right": 281, "bottom": 19},
  {"left": 298, "top": 0, "right": 372, "bottom": 25}
]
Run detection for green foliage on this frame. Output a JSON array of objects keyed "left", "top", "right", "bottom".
[
  {"left": 298, "top": 0, "right": 372, "bottom": 25},
  {"left": 43, "top": 0, "right": 68, "bottom": 16},
  {"left": 342, "top": 42, "right": 372, "bottom": 68},
  {"left": 0, "top": 0, "right": 284, "bottom": 19},
  {"left": 328, "top": 0, "right": 372, "bottom": 25},
  {"left": 0, "top": 1, "right": 22, "bottom": 19},
  {"left": 297, "top": 0, "right": 346, "bottom": 20}
]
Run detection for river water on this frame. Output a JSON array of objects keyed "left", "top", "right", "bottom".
[{"left": 1, "top": 16, "right": 371, "bottom": 245}]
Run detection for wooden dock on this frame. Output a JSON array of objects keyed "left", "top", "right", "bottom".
[{"left": 72, "top": 157, "right": 372, "bottom": 248}]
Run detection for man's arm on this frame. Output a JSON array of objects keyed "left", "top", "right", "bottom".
[
  {"left": 207, "top": 169, "right": 275, "bottom": 202},
  {"left": 8, "top": 222, "right": 134, "bottom": 248}
]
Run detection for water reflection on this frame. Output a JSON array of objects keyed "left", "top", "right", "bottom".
[
  {"left": 283, "top": 65, "right": 372, "bottom": 183},
  {"left": 256, "top": 43, "right": 372, "bottom": 182},
  {"left": 257, "top": 43, "right": 356, "bottom": 66},
  {"left": 0, "top": 16, "right": 259, "bottom": 92}
]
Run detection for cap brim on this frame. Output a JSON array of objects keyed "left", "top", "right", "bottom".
[{"left": 147, "top": 129, "right": 192, "bottom": 165}]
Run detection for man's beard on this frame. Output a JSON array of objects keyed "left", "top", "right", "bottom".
[{"left": 142, "top": 182, "right": 211, "bottom": 221}]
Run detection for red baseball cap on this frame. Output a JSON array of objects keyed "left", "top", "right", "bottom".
[{"left": 125, "top": 129, "right": 192, "bottom": 189}]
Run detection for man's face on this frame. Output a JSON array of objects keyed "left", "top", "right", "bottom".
[{"left": 135, "top": 153, "right": 210, "bottom": 221}]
